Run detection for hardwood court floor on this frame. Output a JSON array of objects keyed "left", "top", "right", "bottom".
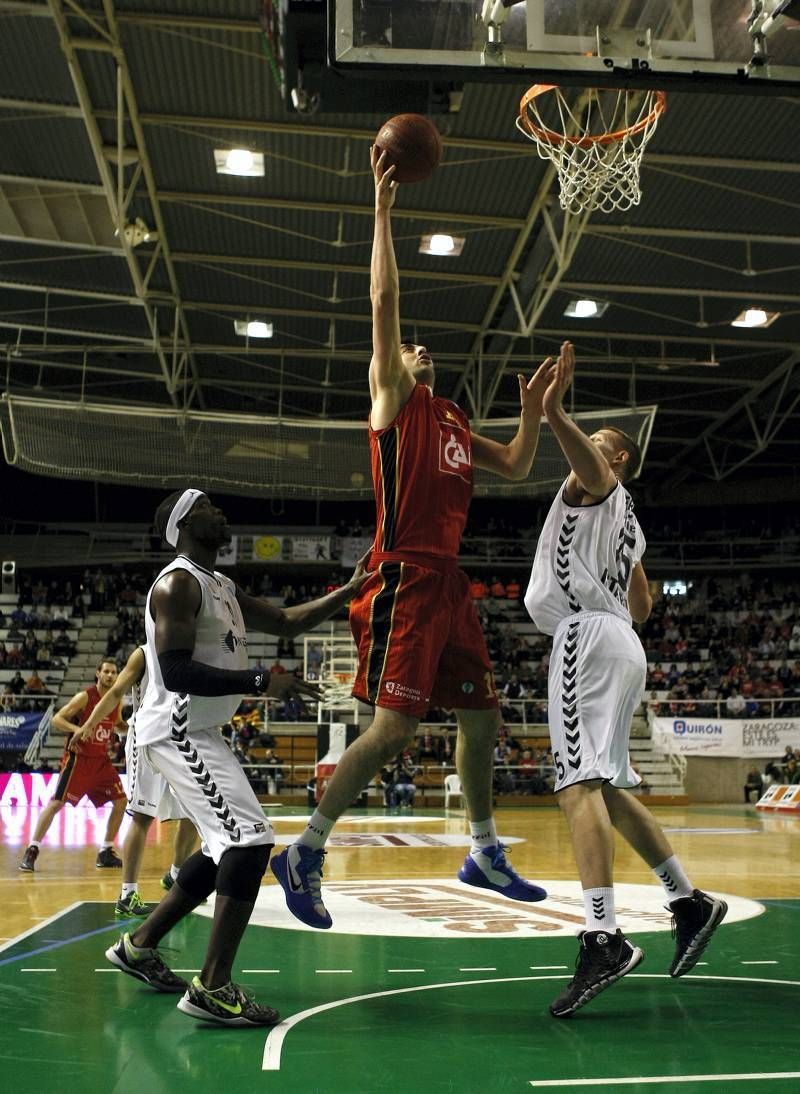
[{"left": 1, "top": 803, "right": 798, "bottom": 1093}]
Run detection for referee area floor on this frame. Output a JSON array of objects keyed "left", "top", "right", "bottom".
[{"left": 2, "top": 803, "right": 798, "bottom": 1093}]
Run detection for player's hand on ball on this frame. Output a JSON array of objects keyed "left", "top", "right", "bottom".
[{"left": 371, "top": 146, "right": 398, "bottom": 210}]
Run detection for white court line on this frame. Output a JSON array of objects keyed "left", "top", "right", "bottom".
[
  {"left": 262, "top": 972, "right": 800, "bottom": 1073},
  {"left": 528, "top": 1074, "right": 800, "bottom": 1087},
  {"left": 387, "top": 969, "right": 426, "bottom": 973},
  {"left": 20, "top": 968, "right": 56, "bottom": 972},
  {"left": 530, "top": 965, "right": 568, "bottom": 970},
  {"left": 315, "top": 969, "right": 352, "bottom": 974},
  {"left": 172, "top": 969, "right": 200, "bottom": 973},
  {"left": 741, "top": 960, "right": 778, "bottom": 965},
  {"left": 0, "top": 902, "right": 83, "bottom": 955},
  {"left": 459, "top": 967, "right": 496, "bottom": 972},
  {"left": 242, "top": 969, "right": 281, "bottom": 974},
  {"left": 94, "top": 968, "right": 119, "bottom": 972}
]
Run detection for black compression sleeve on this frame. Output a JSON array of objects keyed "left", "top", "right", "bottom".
[{"left": 158, "top": 648, "right": 265, "bottom": 696}]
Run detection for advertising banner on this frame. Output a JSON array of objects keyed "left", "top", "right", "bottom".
[
  {"left": 290, "top": 535, "right": 331, "bottom": 561},
  {"left": 341, "top": 536, "right": 373, "bottom": 567},
  {"left": 0, "top": 771, "right": 131, "bottom": 806},
  {"left": 0, "top": 710, "right": 43, "bottom": 751},
  {"left": 652, "top": 717, "right": 800, "bottom": 757},
  {"left": 215, "top": 535, "right": 238, "bottom": 566}
]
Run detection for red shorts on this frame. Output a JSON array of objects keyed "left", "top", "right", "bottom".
[
  {"left": 350, "top": 552, "right": 499, "bottom": 717},
  {"left": 54, "top": 752, "right": 127, "bottom": 807}
]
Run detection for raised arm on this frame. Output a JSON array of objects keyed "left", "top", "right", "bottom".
[
  {"left": 470, "top": 356, "right": 554, "bottom": 480},
  {"left": 69, "top": 647, "right": 145, "bottom": 751},
  {"left": 542, "top": 342, "right": 616, "bottom": 501},
  {"left": 368, "top": 147, "right": 414, "bottom": 416}
]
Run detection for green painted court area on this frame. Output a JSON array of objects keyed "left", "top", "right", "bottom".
[{"left": 1, "top": 901, "right": 798, "bottom": 1093}]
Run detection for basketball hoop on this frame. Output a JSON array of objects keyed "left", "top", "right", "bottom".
[{"left": 516, "top": 85, "right": 666, "bottom": 215}]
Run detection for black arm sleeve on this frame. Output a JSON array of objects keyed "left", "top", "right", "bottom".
[{"left": 158, "top": 649, "right": 265, "bottom": 697}]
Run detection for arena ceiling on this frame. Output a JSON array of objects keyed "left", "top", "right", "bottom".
[{"left": 0, "top": 1, "right": 799, "bottom": 499}]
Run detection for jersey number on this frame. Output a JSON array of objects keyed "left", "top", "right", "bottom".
[{"left": 553, "top": 750, "right": 565, "bottom": 781}]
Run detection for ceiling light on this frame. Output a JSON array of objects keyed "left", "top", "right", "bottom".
[
  {"left": 564, "top": 298, "right": 608, "bottom": 318},
  {"left": 731, "top": 307, "right": 779, "bottom": 328},
  {"left": 214, "top": 148, "right": 265, "bottom": 177},
  {"left": 419, "top": 233, "right": 465, "bottom": 256},
  {"left": 234, "top": 319, "right": 273, "bottom": 338},
  {"left": 114, "top": 217, "right": 158, "bottom": 248}
]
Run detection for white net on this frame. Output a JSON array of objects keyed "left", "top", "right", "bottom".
[
  {"left": 0, "top": 394, "right": 656, "bottom": 500},
  {"left": 517, "top": 86, "right": 666, "bottom": 215}
]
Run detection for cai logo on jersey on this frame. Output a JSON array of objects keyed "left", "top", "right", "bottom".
[{"left": 438, "top": 424, "right": 471, "bottom": 483}]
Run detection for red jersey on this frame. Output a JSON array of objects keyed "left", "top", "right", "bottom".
[
  {"left": 370, "top": 383, "right": 472, "bottom": 559},
  {"left": 64, "top": 684, "right": 121, "bottom": 759}
]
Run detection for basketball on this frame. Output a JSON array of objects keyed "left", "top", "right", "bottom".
[{"left": 374, "top": 113, "right": 443, "bottom": 184}]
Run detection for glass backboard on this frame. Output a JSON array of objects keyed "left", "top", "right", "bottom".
[{"left": 331, "top": 1, "right": 800, "bottom": 94}]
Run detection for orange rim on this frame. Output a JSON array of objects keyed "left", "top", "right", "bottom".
[{"left": 518, "top": 84, "right": 666, "bottom": 149}]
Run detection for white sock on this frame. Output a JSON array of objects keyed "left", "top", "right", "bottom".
[
  {"left": 121, "top": 882, "right": 137, "bottom": 899},
  {"left": 99, "top": 842, "right": 112, "bottom": 851},
  {"left": 584, "top": 887, "right": 617, "bottom": 932},
  {"left": 469, "top": 818, "right": 498, "bottom": 854},
  {"left": 297, "top": 810, "right": 335, "bottom": 851},
  {"left": 654, "top": 855, "right": 694, "bottom": 902},
  {"left": 30, "top": 841, "right": 41, "bottom": 850},
  {"left": 169, "top": 864, "right": 180, "bottom": 881}
]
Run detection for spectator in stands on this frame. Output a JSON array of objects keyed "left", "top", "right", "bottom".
[
  {"left": 785, "top": 758, "right": 799, "bottom": 785},
  {"left": 0, "top": 642, "right": 6, "bottom": 667},
  {"left": 439, "top": 732, "right": 455, "bottom": 767},
  {"left": 506, "top": 578, "right": 521, "bottom": 600},
  {"left": 469, "top": 576, "right": 488, "bottom": 601},
  {"left": 270, "top": 658, "right": 287, "bottom": 676},
  {"left": 306, "top": 643, "right": 323, "bottom": 680},
  {"left": 263, "top": 749, "right": 284, "bottom": 794},
  {"left": 0, "top": 685, "right": 14, "bottom": 711},
  {"left": 490, "top": 576, "right": 506, "bottom": 598},
  {"left": 726, "top": 690, "right": 746, "bottom": 717},
  {"left": 493, "top": 734, "right": 514, "bottom": 793},
  {"left": 415, "top": 732, "right": 440, "bottom": 764},
  {"left": 388, "top": 753, "right": 418, "bottom": 810},
  {"left": 36, "top": 642, "right": 52, "bottom": 669},
  {"left": 8, "top": 670, "right": 25, "bottom": 696},
  {"left": 279, "top": 693, "right": 307, "bottom": 722},
  {"left": 25, "top": 670, "right": 47, "bottom": 694}
]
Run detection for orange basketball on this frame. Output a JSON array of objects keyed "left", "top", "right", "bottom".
[{"left": 374, "top": 113, "right": 443, "bottom": 184}]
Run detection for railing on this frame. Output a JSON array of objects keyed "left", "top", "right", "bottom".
[
  {"left": 647, "top": 696, "right": 800, "bottom": 719},
  {"left": 22, "top": 699, "right": 56, "bottom": 767},
  {"left": 645, "top": 705, "right": 687, "bottom": 784}
]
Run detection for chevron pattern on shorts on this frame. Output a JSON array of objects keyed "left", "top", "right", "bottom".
[
  {"left": 556, "top": 513, "right": 581, "bottom": 613},
  {"left": 170, "top": 694, "right": 241, "bottom": 843},
  {"left": 562, "top": 621, "right": 581, "bottom": 771}
]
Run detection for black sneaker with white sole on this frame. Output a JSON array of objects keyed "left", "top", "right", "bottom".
[
  {"left": 105, "top": 932, "right": 188, "bottom": 993},
  {"left": 177, "top": 976, "right": 281, "bottom": 1027},
  {"left": 668, "top": 889, "right": 728, "bottom": 977},
  {"left": 550, "top": 929, "right": 644, "bottom": 1018}
]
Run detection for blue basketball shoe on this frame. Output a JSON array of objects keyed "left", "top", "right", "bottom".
[
  {"left": 458, "top": 844, "right": 547, "bottom": 902},
  {"left": 270, "top": 845, "right": 332, "bottom": 929}
]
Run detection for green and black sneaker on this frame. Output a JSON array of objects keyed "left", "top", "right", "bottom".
[
  {"left": 160, "top": 871, "right": 174, "bottom": 892},
  {"left": 105, "top": 932, "right": 188, "bottom": 993},
  {"left": 177, "top": 977, "right": 281, "bottom": 1027},
  {"left": 115, "top": 891, "right": 157, "bottom": 919}
]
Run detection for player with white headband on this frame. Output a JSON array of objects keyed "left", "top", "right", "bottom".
[{"left": 106, "top": 488, "right": 369, "bottom": 1027}]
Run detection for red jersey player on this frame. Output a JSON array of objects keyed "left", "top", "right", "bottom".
[
  {"left": 271, "top": 146, "right": 553, "bottom": 929},
  {"left": 19, "top": 658, "right": 128, "bottom": 872}
]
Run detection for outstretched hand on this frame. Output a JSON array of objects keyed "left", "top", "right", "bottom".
[
  {"left": 518, "top": 355, "right": 556, "bottom": 416},
  {"left": 542, "top": 341, "right": 576, "bottom": 420},
  {"left": 371, "top": 145, "right": 398, "bottom": 210},
  {"left": 263, "top": 674, "right": 322, "bottom": 703}
]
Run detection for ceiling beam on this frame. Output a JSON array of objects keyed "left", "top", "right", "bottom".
[{"left": 551, "top": 280, "right": 800, "bottom": 306}]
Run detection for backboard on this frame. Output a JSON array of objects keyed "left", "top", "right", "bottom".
[{"left": 330, "top": 1, "right": 800, "bottom": 94}]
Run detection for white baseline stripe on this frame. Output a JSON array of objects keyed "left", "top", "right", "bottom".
[
  {"left": 262, "top": 972, "right": 800, "bottom": 1073},
  {"left": 528, "top": 1073, "right": 800, "bottom": 1087},
  {"left": 530, "top": 965, "right": 568, "bottom": 970},
  {"left": 94, "top": 968, "right": 120, "bottom": 972},
  {"left": 387, "top": 969, "right": 426, "bottom": 973},
  {"left": 242, "top": 969, "right": 281, "bottom": 973},
  {"left": 741, "top": 960, "right": 778, "bottom": 965},
  {"left": 21, "top": 968, "right": 56, "bottom": 972},
  {"left": 459, "top": 967, "right": 496, "bottom": 972},
  {"left": 0, "top": 901, "right": 83, "bottom": 955},
  {"left": 315, "top": 969, "right": 352, "bottom": 974}
]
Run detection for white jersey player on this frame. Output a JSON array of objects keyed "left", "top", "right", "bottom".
[{"left": 526, "top": 342, "right": 728, "bottom": 1020}]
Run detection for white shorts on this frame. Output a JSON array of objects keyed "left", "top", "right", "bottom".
[
  {"left": 548, "top": 611, "right": 646, "bottom": 793},
  {"left": 142, "top": 718, "right": 274, "bottom": 864},
  {"left": 126, "top": 728, "right": 185, "bottom": 822}
]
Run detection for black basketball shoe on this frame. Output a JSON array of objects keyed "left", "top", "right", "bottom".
[
  {"left": 668, "top": 889, "right": 728, "bottom": 977},
  {"left": 550, "top": 929, "right": 644, "bottom": 1018}
]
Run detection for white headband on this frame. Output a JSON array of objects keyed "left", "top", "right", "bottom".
[{"left": 165, "top": 489, "right": 204, "bottom": 547}]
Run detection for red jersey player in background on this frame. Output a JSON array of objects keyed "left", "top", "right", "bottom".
[
  {"left": 271, "top": 147, "right": 553, "bottom": 928},
  {"left": 19, "top": 658, "right": 128, "bottom": 872}
]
